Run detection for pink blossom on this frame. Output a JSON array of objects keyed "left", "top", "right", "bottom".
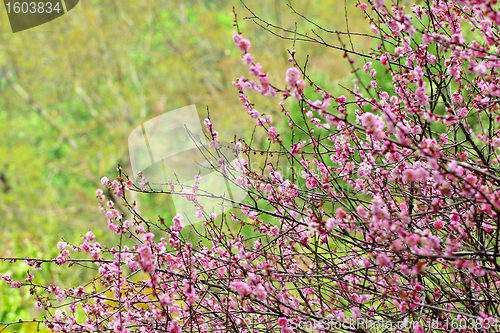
[
  {"left": 266, "top": 125, "right": 276, "bottom": 137},
  {"left": 361, "top": 112, "right": 379, "bottom": 130},
  {"left": 101, "top": 177, "right": 109, "bottom": 186},
  {"left": 489, "top": 83, "right": 500, "bottom": 96},
  {"left": 352, "top": 306, "right": 361, "bottom": 319},
  {"left": 473, "top": 62, "right": 488, "bottom": 76},
  {"left": 376, "top": 253, "right": 393, "bottom": 268},
  {"left": 7, "top": 3, "right": 500, "bottom": 332},
  {"left": 415, "top": 86, "right": 429, "bottom": 105},
  {"left": 358, "top": 294, "right": 371, "bottom": 303},
  {"left": 336, "top": 207, "right": 347, "bottom": 220},
  {"left": 414, "top": 167, "right": 429, "bottom": 182},
  {"left": 372, "top": 129, "right": 385, "bottom": 141},
  {"left": 277, "top": 317, "right": 289, "bottom": 327},
  {"left": 169, "top": 324, "right": 181, "bottom": 333},
  {"left": 232, "top": 33, "right": 241, "bottom": 45},
  {"left": 325, "top": 218, "right": 337, "bottom": 231},
  {"left": 142, "top": 232, "right": 154, "bottom": 242},
  {"left": 135, "top": 225, "right": 145, "bottom": 234},
  {"left": 252, "top": 284, "right": 267, "bottom": 301},
  {"left": 356, "top": 205, "right": 368, "bottom": 218},
  {"left": 453, "top": 92, "right": 463, "bottom": 105},
  {"left": 421, "top": 32, "right": 432, "bottom": 44},
  {"left": 237, "top": 38, "right": 251, "bottom": 52},
  {"left": 305, "top": 177, "right": 318, "bottom": 189},
  {"left": 248, "top": 109, "right": 260, "bottom": 119},
  {"left": 259, "top": 76, "right": 269, "bottom": 90},
  {"left": 57, "top": 242, "right": 68, "bottom": 250},
  {"left": 433, "top": 219, "right": 444, "bottom": 230},
  {"left": 373, "top": 0, "right": 384, "bottom": 9},
  {"left": 172, "top": 213, "right": 184, "bottom": 231},
  {"left": 229, "top": 280, "right": 250, "bottom": 296},
  {"left": 268, "top": 225, "right": 280, "bottom": 237},
  {"left": 285, "top": 67, "right": 300, "bottom": 86},
  {"left": 296, "top": 78, "right": 306, "bottom": 95},
  {"left": 158, "top": 293, "right": 174, "bottom": 307},
  {"left": 249, "top": 63, "right": 262, "bottom": 76},
  {"left": 391, "top": 239, "right": 404, "bottom": 252},
  {"left": 394, "top": 46, "right": 405, "bottom": 57},
  {"left": 470, "top": 266, "right": 486, "bottom": 277},
  {"left": 241, "top": 53, "right": 253, "bottom": 65},
  {"left": 380, "top": 54, "right": 389, "bottom": 66}
]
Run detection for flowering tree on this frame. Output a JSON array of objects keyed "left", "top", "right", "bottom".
[{"left": 3, "top": 0, "right": 500, "bottom": 332}]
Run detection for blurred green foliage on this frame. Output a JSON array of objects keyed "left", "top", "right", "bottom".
[{"left": 0, "top": 0, "right": 370, "bottom": 330}]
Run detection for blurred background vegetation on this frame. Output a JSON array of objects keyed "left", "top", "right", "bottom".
[{"left": 0, "top": 0, "right": 372, "bottom": 330}]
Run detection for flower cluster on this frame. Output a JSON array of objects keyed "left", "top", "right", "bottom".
[{"left": 3, "top": 1, "right": 500, "bottom": 332}]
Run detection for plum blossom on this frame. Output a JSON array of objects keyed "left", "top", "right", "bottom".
[
  {"left": 252, "top": 284, "right": 267, "bottom": 301},
  {"left": 230, "top": 280, "right": 251, "bottom": 297},
  {"left": 285, "top": 67, "right": 300, "bottom": 86},
  {"left": 236, "top": 38, "right": 251, "bottom": 52},
  {"left": 415, "top": 86, "right": 429, "bottom": 105},
  {"left": 172, "top": 213, "right": 184, "bottom": 232},
  {"left": 376, "top": 253, "right": 394, "bottom": 268},
  {"left": 268, "top": 225, "right": 280, "bottom": 237},
  {"left": 241, "top": 53, "right": 253, "bottom": 65},
  {"left": 380, "top": 54, "right": 389, "bottom": 66},
  {"left": 249, "top": 63, "right": 262, "bottom": 76},
  {"left": 5, "top": 3, "right": 500, "bottom": 333}
]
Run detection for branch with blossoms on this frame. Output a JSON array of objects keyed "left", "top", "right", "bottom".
[{"left": 3, "top": 0, "right": 500, "bottom": 332}]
